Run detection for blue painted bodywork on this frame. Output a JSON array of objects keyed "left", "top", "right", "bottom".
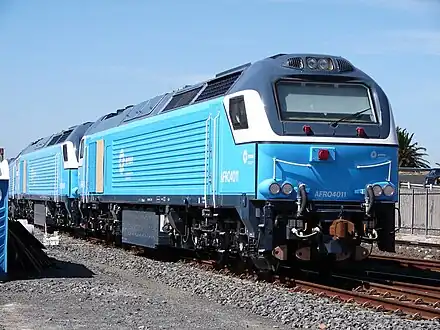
[
  {"left": 77, "top": 53, "right": 398, "bottom": 210},
  {"left": 81, "top": 98, "right": 256, "bottom": 205},
  {"left": 7, "top": 158, "right": 17, "bottom": 199},
  {"left": 0, "top": 168, "right": 9, "bottom": 280},
  {"left": 256, "top": 144, "right": 398, "bottom": 202},
  {"left": 18, "top": 147, "right": 81, "bottom": 200},
  {"left": 19, "top": 145, "right": 66, "bottom": 198},
  {"left": 14, "top": 122, "right": 93, "bottom": 201}
]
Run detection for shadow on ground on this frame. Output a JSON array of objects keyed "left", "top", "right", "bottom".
[
  {"left": 3, "top": 220, "right": 95, "bottom": 282},
  {"left": 4, "top": 257, "right": 96, "bottom": 282}
]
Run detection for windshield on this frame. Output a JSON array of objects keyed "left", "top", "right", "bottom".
[{"left": 276, "top": 81, "right": 377, "bottom": 123}]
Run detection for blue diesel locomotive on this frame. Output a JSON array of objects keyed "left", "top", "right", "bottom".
[
  {"left": 8, "top": 123, "right": 92, "bottom": 226},
  {"left": 8, "top": 53, "right": 398, "bottom": 269}
]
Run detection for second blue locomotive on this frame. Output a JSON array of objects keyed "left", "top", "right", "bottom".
[{"left": 8, "top": 53, "right": 398, "bottom": 269}]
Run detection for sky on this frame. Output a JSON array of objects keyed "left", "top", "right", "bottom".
[{"left": 1, "top": 0, "right": 439, "bottom": 165}]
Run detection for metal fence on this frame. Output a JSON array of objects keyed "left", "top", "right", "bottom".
[{"left": 397, "top": 183, "right": 440, "bottom": 236}]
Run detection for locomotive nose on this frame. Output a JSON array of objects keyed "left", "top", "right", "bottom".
[{"left": 261, "top": 143, "right": 396, "bottom": 202}]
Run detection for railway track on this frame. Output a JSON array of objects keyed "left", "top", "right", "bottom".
[
  {"left": 184, "top": 257, "right": 440, "bottom": 320},
  {"left": 70, "top": 231, "right": 440, "bottom": 320},
  {"left": 288, "top": 277, "right": 440, "bottom": 320},
  {"left": 357, "top": 280, "right": 440, "bottom": 309},
  {"left": 180, "top": 256, "right": 440, "bottom": 320},
  {"left": 370, "top": 254, "right": 440, "bottom": 272},
  {"left": 396, "top": 239, "right": 440, "bottom": 250},
  {"left": 335, "top": 275, "right": 440, "bottom": 319}
]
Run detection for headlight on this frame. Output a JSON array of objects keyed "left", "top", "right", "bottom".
[
  {"left": 383, "top": 184, "right": 395, "bottom": 196},
  {"left": 372, "top": 184, "right": 383, "bottom": 196},
  {"left": 0, "top": 189, "right": 2, "bottom": 202},
  {"left": 306, "top": 57, "right": 318, "bottom": 69},
  {"left": 318, "top": 58, "right": 330, "bottom": 70},
  {"left": 269, "top": 182, "right": 281, "bottom": 195},
  {"left": 281, "top": 183, "right": 293, "bottom": 195}
]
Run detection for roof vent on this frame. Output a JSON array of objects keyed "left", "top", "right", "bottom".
[
  {"left": 336, "top": 59, "right": 354, "bottom": 72},
  {"left": 285, "top": 57, "right": 304, "bottom": 69},
  {"left": 163, "top": 86, "right": 203, "bottom": 112},
  {"left": 195, "top": 71, "right": 242, "bottom": 103}
]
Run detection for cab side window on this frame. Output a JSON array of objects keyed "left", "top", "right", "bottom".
[
  {"left": 229, "top": 96, "right": 249, "bottom": 130},
  {"left": 79, "top": 139, "right": 84, "bottom": 159},
  {"left": 62, "top": 145, "right": 68, "bottom": 162}
]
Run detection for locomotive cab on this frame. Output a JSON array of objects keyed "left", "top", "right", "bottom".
[{"left": 224, "top": 54, "right": 398, "bottom": 264}]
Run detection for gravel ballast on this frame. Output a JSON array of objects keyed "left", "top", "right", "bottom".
[
  {"left": 1, "top": 230, "right": 439, "bottom": 330},
  {"left": 372, "top": 243, "right": 440, "bottom": 260}
]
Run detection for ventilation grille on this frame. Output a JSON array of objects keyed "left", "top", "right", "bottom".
[
  {"left": 47, "top": 134, "right": 62, "bottom": 146},
  {"left": 56, "top": 129, "right": 73, "bottom": 144},
  {"left": 163, "top": 86, "right": 203, "bottom": 112},
  {"left": 31, "top": 138, "right": 43, "bottom": 146},
  {"left": 285, "top": 57, "right": 304, "bottom": 69},
  {"left": 104, "top": 111, "right": 120, "bottom": 120},
  {"left": 336, "top": 59, "right": 354, "bottom": 72},
  {"left": 195, "top": 71, "right": 242, "bottom": 103},
  {"left": 123, "top": 93, "right": 169, "bottom": 122}
]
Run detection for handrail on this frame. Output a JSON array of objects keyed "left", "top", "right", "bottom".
[
  {"left": 203, "top": 115, "right": 211, "bottom": 209},
  {"left": 272, "top": 158, "right": 311, "bottom": 180},
  {"left": 54, "top": 153, "right": 59, "bottom": 203},
  {"left": 212, "top": 112, "right": 220, "bottom": 209},
  {"left": 357, "top": 160, "right": 392, "bottom": 181},
  {"left": 84, "top": 143, "right": 89, "bottom": 203},
  {"left": 11, "top": 162, "right": 15, "bottom": 198}
]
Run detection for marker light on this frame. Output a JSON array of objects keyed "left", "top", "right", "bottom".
[
  {"left": 356, "top": 127, "right": 366, "bottom": 138},
  {"left": 318, "top": 149, "right": 330, "bottom": 161},
  {"left": 383, "top": 184, "right": 395, "bottom": 196},
  {"left": 0, "top": 189, "right": 2, "bottom": 202},
  {"left": 303, "top": 125, "right": 312, "bottom": 135},
  {"left": 306, "top": 57, "right": 318, "bottom": 69},
  {"left": 318, "top": 58, "right": 330, "bottom": 70},
  {"left": 372, "top": 184, "right": 383, "bottom": 197},
  {"left": 269, "top": 182, "right": 281, "bottom": 195},
  {"left": 282, "top": 183, "right": 294, "bottom": 195}
]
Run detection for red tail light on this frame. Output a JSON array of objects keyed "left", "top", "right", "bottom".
[
  {"left": 318, "top": 149, "right": 329, "bottom": 160},
  {"left": 303, "top": 125, "right": 312, "bottom": 135},
  {"left": 356, "top": 127, "right": 366, "bottom": 138}
]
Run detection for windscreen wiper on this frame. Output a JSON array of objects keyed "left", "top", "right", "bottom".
[{"left": 329, "top": 107, "right": 371, "bottom": 128}]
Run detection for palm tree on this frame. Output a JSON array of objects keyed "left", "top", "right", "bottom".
[{"left": 396, "top": 126, "right": 430, "bottom": 168}]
